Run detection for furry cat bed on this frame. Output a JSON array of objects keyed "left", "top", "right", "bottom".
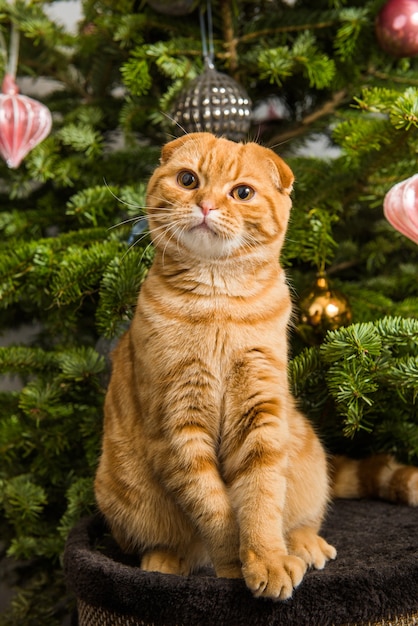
[{"left": 64, "top": 499, "right": 418, "bottom": 626}]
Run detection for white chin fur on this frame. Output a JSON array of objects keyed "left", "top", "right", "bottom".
[{"left": 180, "top": 228, "right": 238, "bottom": 259}]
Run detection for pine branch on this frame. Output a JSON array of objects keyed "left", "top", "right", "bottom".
[
  {"left": 267, "top": 89, "right": 347, "bottom": 146},
  {"left": 96, "top": 245, "right": 154, "bottom": 338},
  {"left": 291, "top": 317, "right": 418, "bottom": 461},
  {"left": 368, "top": 68, "right": 418, "bottom": 87},
  {"left": 220, "top": 0, "right": 239, "bottom": 76}
]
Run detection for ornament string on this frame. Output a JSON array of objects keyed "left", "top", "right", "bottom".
[
  {"left": 0, "top": 16, "right": 20, "bottom": 80},
  {"left": 199, "top": 0, "right": 215, "bottom": 68},
  {"left": 0, "top": 31, "right": 7, "bottom": 72},
  {"left": 8, "top": 21, "right": 20, "bottom": 80}
]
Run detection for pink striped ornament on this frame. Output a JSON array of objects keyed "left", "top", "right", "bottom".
[
  {"left": 0, "top": 74, "right": 52, "bottom": 168},
  {"left": 383, "top": 174, "right": 418, "bottom": 244}
]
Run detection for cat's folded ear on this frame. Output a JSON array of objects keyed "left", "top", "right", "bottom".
[
  {"left": 160, "top": 133, "right": 209, "bottom": 165},
  {"left": 265, "top": 151, "right": 294, "bottom": 196}
]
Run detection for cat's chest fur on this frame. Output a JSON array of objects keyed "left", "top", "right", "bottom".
[{"left": 131, "top": 259, "right": 291, "bottom": 372}]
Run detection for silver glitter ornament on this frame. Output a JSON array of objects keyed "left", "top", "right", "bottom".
[{"left": 171, "top": 60, "right": 252, "bottom": 142}]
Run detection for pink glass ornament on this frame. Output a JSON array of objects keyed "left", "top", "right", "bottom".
[
  {"left": 383, "top": 174, "right": 418, "bottom": 244},
  {"left": 0, "top": 74, "right": 52, "bottom": 168},
  {"left": 375, "top": 0, "right": 418, "bottom": 57}
]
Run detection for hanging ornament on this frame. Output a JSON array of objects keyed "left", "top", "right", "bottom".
[
  {"left": 172, "top": 60, "right": 252, "bottom": 141},
  {"left": 171, "top": 1, "right": 252, "bottom": 142},
  {"left": 383, "top": 174, "right": 418, "bottom": 244},
  {"left": 375, "top": 0, "right": 418, "bottom": 57},
  {"left": 147, "top": 0, "right": 197, "bottom": 15},
  {"left": 298, "top": 273, "right": 352, "bottom": 339},
  {"left": 0, "top": 20, "right": 52, "bottom": 168},
  {"left": 0, "top": 74, "right": 52, "bottom": 169}
]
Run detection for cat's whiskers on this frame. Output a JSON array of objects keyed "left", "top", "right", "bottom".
[
  {"left": 159, "top": 215, "right": 196, "bottom": 267},
  {"left": 144, "top": 211, "right": 177, "bottom": 225},
  {"left": 241, "top": 231, "right": 259, "bottom": 254},
  {"left": 137, "top": 215, "right": 186, "bottom": 268},
  {"left": 113, "top": 215, "right": 165, "bottom": 252},
  {"left": 109, "top": 215, "right": 147, "bottom": 231},
  {"left": 132, "top": 220, "right": 179, "bottom": 266},
  {"left": 110, "top": 211, "right": 175, "bottom": 249},
  {"left": 109, "top": 206, "right": 172, "bottom": 237},
  {"left": 175, "top": 222, "right": 193, "bottom": 262},
  {"left": 144, "top": 222, "right": 173, "bottom": 255},
  {"left": 160, "top": 111, "right": 188, "bottom": 138},
  {"left": 137, "top": 240, "right": 155, "bottom": 267},
  {"left": 120, "top": 235, "right": 146, "bottom": 263},
  {"left": 115, "top": 215, "right": 172, "bottom": 263},
  {"left": 162, "top": 224, "right": 184, "bottom": 267},
  {"left": 147, "top": 193, "right": 176, "bottom": 207},
  {"left": 103, "top": 179, "right": 144, "bottom": 212},
  {"left": 267, "top": 138, "right": 292, "bottom": 151}
]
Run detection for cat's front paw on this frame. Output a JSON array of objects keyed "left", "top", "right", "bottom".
[
  {"left": 141, "top": 549, "right": 189, "bottom": 575},
  {"left": 288, "top": 527, "right": 337, "bottom": 570},
  {"left": 241, "top": 550, "right": 306, "bottom": 600}
]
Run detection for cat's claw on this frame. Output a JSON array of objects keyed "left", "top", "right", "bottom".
[{"left": 241, "top": 551, "right": 306, "bottom": 600}]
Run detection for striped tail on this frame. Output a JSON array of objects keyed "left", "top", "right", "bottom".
[{"left": 330, "top": 454, "right": 418, "bottom": 506}]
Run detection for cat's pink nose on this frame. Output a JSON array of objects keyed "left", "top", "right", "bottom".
[{"left": 199, "top": 200, "right": 216, "bottom": 216}]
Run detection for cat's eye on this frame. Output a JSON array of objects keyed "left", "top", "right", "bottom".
[
  {"left": 177, "top": 170, "right": 199, "bottom": 189},
  {"left": 231, "top": 185, "right": 255, "bottom": 201}
]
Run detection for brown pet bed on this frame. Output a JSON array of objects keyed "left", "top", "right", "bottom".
[{"left": 64, "top": 499, "right": 418, "bottom": 626}]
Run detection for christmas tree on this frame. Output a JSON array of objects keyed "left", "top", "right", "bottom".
[{"left": 0, "top": 0, "right": 417, "bottom": 623}]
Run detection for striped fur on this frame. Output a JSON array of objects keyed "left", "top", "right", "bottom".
[
  {"left": 331, "top": 454, "right": 418, "bottom": 506},
  {"left": 94, "top": 133, "right": 417, "bottom": 601}
]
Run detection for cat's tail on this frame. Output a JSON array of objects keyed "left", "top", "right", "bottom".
[{"left": 329, "top": 454, "right": 418, "bottom": 506}]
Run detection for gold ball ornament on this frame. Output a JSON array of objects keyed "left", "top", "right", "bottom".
[{"left": 299, "top": 274, "right": 352, "bottom": 338}]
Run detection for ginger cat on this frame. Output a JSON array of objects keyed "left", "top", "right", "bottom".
[{"left": 95, "top": 132, "right": 418, "bottom": 600}]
